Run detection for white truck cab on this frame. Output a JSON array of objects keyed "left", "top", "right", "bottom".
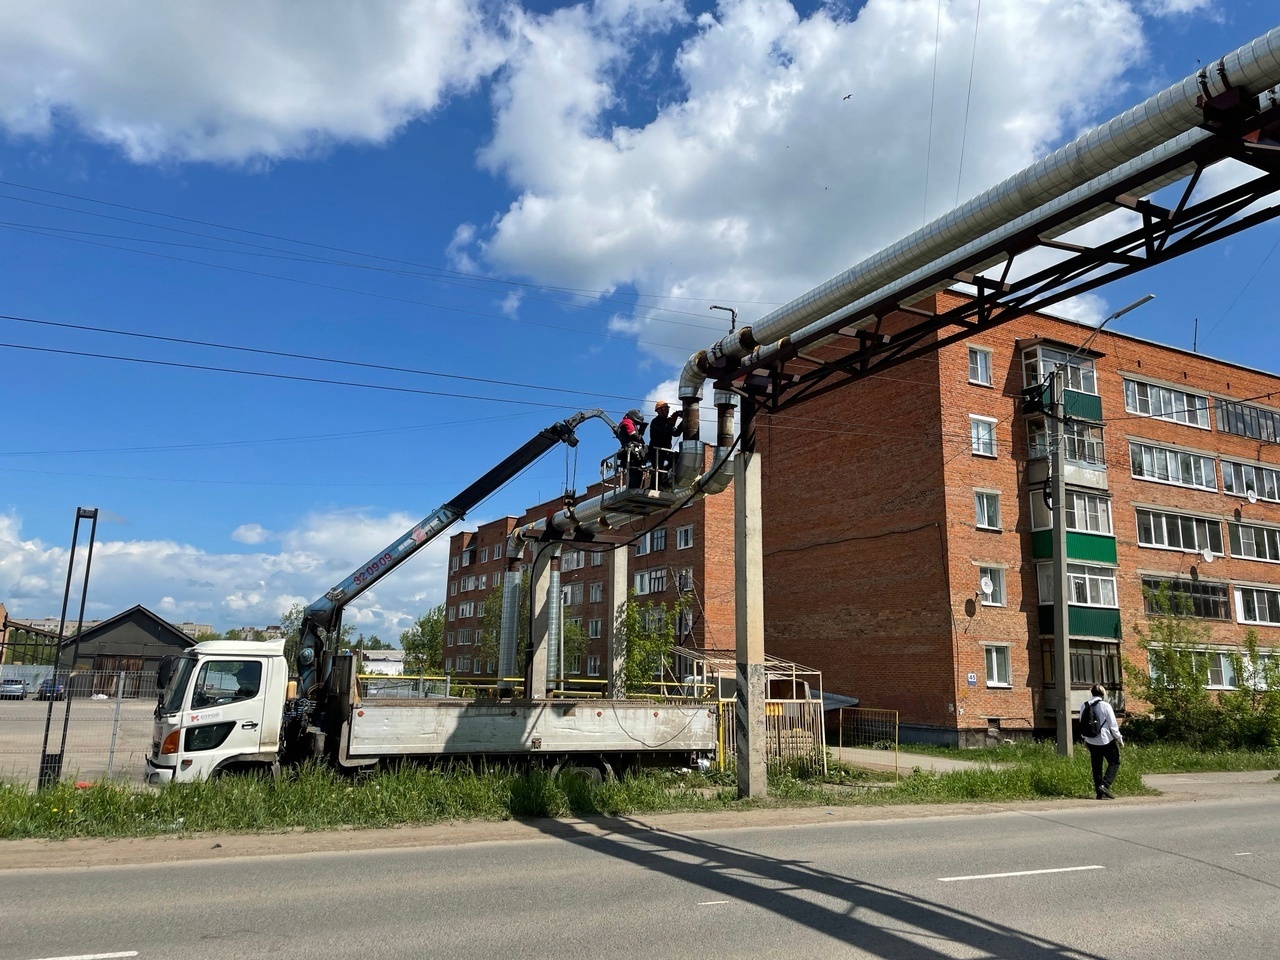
[{"left": 147, "top": 639, "right": 288, "bottom": 785}]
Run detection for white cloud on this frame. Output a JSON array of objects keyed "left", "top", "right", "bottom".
[
  {"left": 0, "top": 0, "right": 507, "bottom": 163},
  {"left": 466, "top": 0, "right": 1149, "bottom": 366},
  {"left": 231, "top": 523, "right": 273, "bottom": 545},
  {"left": 0, "top": 509, "right": 457, "bottom": 642},
  {"left": 1141, "top": 0, "right": 1214, "bottom": 16}
]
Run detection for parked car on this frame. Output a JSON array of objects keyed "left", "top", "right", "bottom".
[
  {"left": 0, "top": 677, "right": 28, "bottom": 700},
  {"left": 35, "top": 678, "right": 67, "bottom": 701}
]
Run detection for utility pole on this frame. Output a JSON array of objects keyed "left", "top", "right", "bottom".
[
  {"left": 1049, "top": 368, "right": 1073, "bottom": 757},
  {"left": 734, "top": 396, "right": 767, "bottom": 798}
]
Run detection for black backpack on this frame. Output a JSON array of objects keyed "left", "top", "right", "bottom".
[{"left": 1080, "top": 699, "right": 1104, "bottom": 738}]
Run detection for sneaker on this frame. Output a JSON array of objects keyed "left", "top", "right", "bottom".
[{"left": 1099, "top": 786, "right": 1116, "bottom": 799}]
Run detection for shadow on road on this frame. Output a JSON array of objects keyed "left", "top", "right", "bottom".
[{"left": 533, "top": 816, "right": 1109, "bottom": 960}]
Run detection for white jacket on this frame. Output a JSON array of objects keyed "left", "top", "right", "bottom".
[{"left": 1081, "top": 697, "right": 1123, "bottom": 747}]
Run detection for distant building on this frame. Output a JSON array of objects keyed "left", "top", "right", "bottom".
[
  {"left": 173, "top": 621, "right": 214, "bottom": 639},
  {"left": 359, "top": 649, "right": 405, "bottom": 676}
]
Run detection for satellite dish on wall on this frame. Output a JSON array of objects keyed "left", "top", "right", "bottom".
[
  {"left": 979, "top": 575, "right": 995, "bottom": 596},
  {"left": 1248, "top": 489, "right": 1259, "bottom": 504},
  {"left": 1200, "top": 547, "right": 1215, "bottom": 564}
]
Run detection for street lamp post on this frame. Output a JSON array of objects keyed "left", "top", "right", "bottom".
[{"left": 1049, "top": 295, "right": 1153, "bottom": 756}]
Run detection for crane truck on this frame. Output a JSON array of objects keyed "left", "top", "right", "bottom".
[{"left": 146, "top": 410, "right": 717, "bottom": 784}]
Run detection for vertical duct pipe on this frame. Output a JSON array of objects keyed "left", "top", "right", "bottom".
[
  {"left": 546, "top": 552, "right": 562, "bottom": 691},
  {"left": 498, "top": 547, "right": 522, "bottom": 695}
]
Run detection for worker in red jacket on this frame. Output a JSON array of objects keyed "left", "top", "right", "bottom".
[{"left": 616, "top": 409, "right": 647, "bottom": 488}]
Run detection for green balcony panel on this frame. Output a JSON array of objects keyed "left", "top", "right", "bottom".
[
  {"left": 1064, "top": 389, "right": 1103, "bottom": 422},
  {"left": 1030, "top": 531, "right": 1117, "bottom": 563},
  {"left": 1037, "top": 604, "right": 1122, "bottom": 639}
]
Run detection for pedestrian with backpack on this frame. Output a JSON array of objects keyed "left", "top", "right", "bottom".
[{"left": 1080, "top": 684, "right": 1123, "bottom": 799}]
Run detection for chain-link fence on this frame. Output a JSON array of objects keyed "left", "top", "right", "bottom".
[
  {"left": 832, "top": 706, "right": 899, "bottom": 783},
  {"left": 0, "top": 670, "right": 155, "bottom": 788}
]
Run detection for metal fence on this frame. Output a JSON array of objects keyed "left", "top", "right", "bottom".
[
  {"left": 717, "top": 698, "right": 827, "bottom": 777},
  {"left": 0, "top": 670, "right": 155, "bottom": 788},
  {"left": 832, "top": 707, "right": 900, "bottom": 783}
]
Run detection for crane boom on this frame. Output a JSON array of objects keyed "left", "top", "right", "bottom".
[{"left": 295, "top": 408, "right": 612, "bottom": 697}]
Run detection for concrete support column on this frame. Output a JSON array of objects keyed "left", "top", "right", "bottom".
[
  {"left": 734, "top": 405, "right": 767, "bottom": 799},
  {"left": 527, "top": 543, "right": 561, "bottom": 700},
  {"left": 607, "top": 542, "right": 630, "bottom": 699}
]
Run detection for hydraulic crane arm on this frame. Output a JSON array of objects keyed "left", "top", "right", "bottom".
[{"left": 295, "top": 409, "right": 612, "bottom": 697}]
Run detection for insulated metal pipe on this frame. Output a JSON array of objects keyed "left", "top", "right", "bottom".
[{"left": 678, "top": 26, "right": 1280, "bottom": 401}]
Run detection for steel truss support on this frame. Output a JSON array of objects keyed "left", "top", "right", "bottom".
[{"left": 743, "top": 98, "right": 1280, "bottom": 413}]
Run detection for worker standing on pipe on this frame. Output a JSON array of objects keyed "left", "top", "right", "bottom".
[{"left": 648, "top": 401, "right": 683, "bottom": 489}]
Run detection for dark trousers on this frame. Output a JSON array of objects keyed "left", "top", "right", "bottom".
[{"left": 1086, "top": 740, "right": 1121, "bottom": 791}]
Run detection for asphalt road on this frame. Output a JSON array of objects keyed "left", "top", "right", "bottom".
[{"left": 1, "top": 786, "right": 1277, "bottom": 960}]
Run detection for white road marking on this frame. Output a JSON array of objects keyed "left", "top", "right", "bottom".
[
  {"left": 939, "top": 865, "right": 1105, "bottom": 882},
  {"left": 26, "top": 952, "right": 138, "bottom": 960},
  {"left": 1235, "top": 852, "right": 1254, "bottom": 856},
  {"left": 698, "top": 900, "right": 731, "bottom": 905}
]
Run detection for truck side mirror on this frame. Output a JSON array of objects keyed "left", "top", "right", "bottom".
[{"left": 157, "top": 656, "right": 175, "bottom": 691}]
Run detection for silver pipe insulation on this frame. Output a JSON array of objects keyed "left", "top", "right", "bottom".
[
  {"left": 546, "top": 555, "right": 562, "bottom": 685},
  {"left": 749, "top": 130, "right": 1211, "bottom": 368},
  {"left": 497, "top": 560, "right": 522, "bottom": 684},
  {"left": 678, "top": 25, "right": 1280, "bottom": 403}
]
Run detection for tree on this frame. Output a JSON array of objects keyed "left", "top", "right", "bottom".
[
  {"left": 401, "top": 605, "right": 445, "bottom": 675},
  {"left": 193, "top": 631, "right": 222, "bottom": 644},
  {"left": 280, "top": 604, "right": 304, "bottom": 670},
  {"left": 614, "top": 590, "right": 692, "bottom": 695},
  {"left": 478, "top": 571, "right": 531, "bottom": 675}
]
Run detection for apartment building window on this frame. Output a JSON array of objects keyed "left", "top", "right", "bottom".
[
  {"left": 1141, "top": 576, "right": 1230, "bottom": 620},
  {"left": 567, "top": 617, "right": 583, "bottom": 634},
  {"left": 970, "top": 415, "right": 997, "bottom": 457},
  {"left": 968, "top": 346, "right": 993, "bottom": 386},
  {"left": 1063, "top": 422, "right": 1105, "bottom": 467},
  {"left": 588, "top": 619, "right": 602, "bottom": 639},
  {"left": 445, "top": 658, "right": 453, "bottom": 672},
  {"left": 562, "top": 582, "right": 583, "bottom": 606},
  {"left": 567, "top": 653, "right": 582, "bottom": 675},
  {"left": 1237, "top": 586, "right": 1280, "bottom": 626},
  {"left": 649, "top": 568, "right": 668, "bottom": 594},
  {"left": 1023, "top": 345, "right": 1097, "bottom": 394},
  {"left": 589, "top": 582, "right": 603, "bottom": 603},
  {"left": 1038, "top": 563, "right": 1118, "bottom": 607},
  {"left": 479, "top": 547, "right": 489, "bottom": 563},
  {"left": 447, "top": 606, "right": 456, "bottom": 622},
  {"left": 457, "top": 656, "right": 471, "bottom": 673},
  {"left": 1217, "top": 398, "right": 1280, "bottom": 443},
  {"left": 676, "top": 525, "right": 694, "bottom": 550},
  {"left": 587, "top": 655, "right": 601, "bottom": 677},
  {"left": 974, "top": 490, "right": 1001, "bottom": 530},
  {"left": 1206, "top": 651, "right": 1239, "bottom": 688},
  {"left": 486, "top": 659, "right": 496, "bottom": 674},
  {"left": 478, "top": 574, "right": 487, "bottom": 590},
  {"left": 1223, "top": 460, "right": 1280, "bottom": 503},
  {"left": 457, "top": 601, "right": 475, "bottom": 618},
  {"left": 492, "top": 571, "right": 503, "bottom": 587},
  {"left": 1229, "top": 522, "right": 1280, "bottom": 563},
  {"left": 984, "top": 645, "right": 1011, "bottom": 687},
  {"left": 650, "top": 528, "right": 667, "bottom": 551},
  {"left": 445, "top": 632, "right": 454, "bottom": 648},
  {"left": 1123, "top": 378, "right": 1210, "bottom": 428},
  {"left": 677, "top": 567, "right": 694, "bottom": 591},
  {"left": 562, "top": 549, "right": 584, "bottom": 571},
  {"left": 457, "top": 629, "right": 472, "bottom": 645},
  {"left": 450, "top": 556, "right": 459, "bottom": 572},
  {"left": 979, "top": 566, "right": 1005, "bottom": 606},
  {"left": 1129, "top": 441, "right": 1217, "bottom": 491},
  {"left": 449, "top": 581, "right": 458, "bottom": 597},
  {"left": 636, "top": 534, "right": 650, "bottom": 557},
  {"left": 493, "top": 542, "right": 503, "bottom": 560},
  {"left": 1065, "top": 491, "right": 1112, "bottom": 535},
  {"left": 461, "top": 548, "right": 474, "bottom": 567},
  {"left": 590, "top": 550, "right": 603, "bottom": 566},
  {"left": 634, "top": 571, "right": 651, "bottom": 595},
  {"left": 1136, "top": 509, "right": 1224, "bottom": 556}
]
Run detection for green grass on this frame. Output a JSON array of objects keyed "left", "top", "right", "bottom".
[{"left": 898, "top": 740, "right": 1280, "bottom": 774}]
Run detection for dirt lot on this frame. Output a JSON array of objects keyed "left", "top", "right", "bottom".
[{"left": 0, "top": 698, "right": 154, "bottom": 787}]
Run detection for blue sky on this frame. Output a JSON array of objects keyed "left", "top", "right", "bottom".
[{"left": 1, "top": 0, "right": 1277, "bottom": 640}]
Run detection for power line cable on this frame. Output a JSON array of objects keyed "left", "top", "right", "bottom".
[
  {"left": 954, "top": 0, "right": 983, "bottom": 207},
  {"left": 923, "top": 0, "right": 943, "bottom": 226}
]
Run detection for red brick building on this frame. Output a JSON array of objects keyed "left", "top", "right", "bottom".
[
  {"left": 759, "top": 291, "right": 1280, "bottom": 744},
  {"left": 443, "top": 459, "right": 736, "bottom": 683}
]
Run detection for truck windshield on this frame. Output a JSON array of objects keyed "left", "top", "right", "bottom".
[{"left": 160, "top": 657, "right": 197, "bottom": 715}]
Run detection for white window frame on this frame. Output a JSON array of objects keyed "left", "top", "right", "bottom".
[
  {"left": 449, "top": 581, "right": 458, "bottom": 597},
  {"left": 445, "top": 632, "right": 454, "bottom": 648},
  {"left": 450, "top": 556, "right": 459, "bottom": 572},
  {"left": 1206, "top": 651, "right": 1239, "bottom": 689},
  {"left": 968, "top": 346, "right": 993, "bottom": 387},
  {"left": 974, "top": 490, "right": 1001, "bottom": 530},
  {"left": 589, "top": 582, "right": 603, "bottom": 604},
  {"left": 445, "top": 657, "right": 453, "bottom": 672},
  {"left": 588, "top": 619, "right": 602, "bottom": 639},
  {"left": 633, "top": 571, "right": 650, "bottom": 595},
  {"left": 1122, "top": 377, "right": 1210, "bottom": 429},
  {"left": 978, "top": 566, "right": 1005, "bottom": 607},
  {"left": 1229, "top": 521, "right": 1280, "bottom": 563},
  {"left": 1135, "top": 508, "right": 1224, "bottom": 557},
  {"left": 1236, "top": 585, "right": 1280, "bottom": 626},
  {"left": 1022, "top": 345, "right": 1097, "bottom": 395},
  {"left": 970, "top": 415, "right": 997, "bottom": 457},
  {"left": 1034, "top": 491, "right": 1115, "bottom": 534},
  {"left": 1129, "top": 440, "right": 1217, "bottom": 492},
  {"left": 457, "top": 629, "right": 472, "bottom": 646},
  {"left": 677, "top": 567, "right": 694, "bottom": 591},
  {"left": 984, "top": 644, "right": 1011, "bottom": 688},
  {"left": 1038, "top": 562, "right": 1119, "bottom": 608},
  {"left": 479, "top": 547, "right": 489, "bottom": 563},
  {"left": 649, "top": 567, "right": 668, "bottom": 594},
  {"left": 447, "top": 606, "right": 456, "bottom": 622},
  {"left": 676, "top": 525, "right": 694, "bottom": 550},
  {"left": 587, "top": 655, "right": 601, "bottom": 677},
  {"left": 590, "top": 550, "right": 604, "bottom": 566},
  {"left": 493, "top": 542, "right": 503, "bottom": 560},
  {"left": 567, "top": 653, "right": 582, "bottom": 675},
  {"left": 635, "top": 534, "right": 650, "bottom": 557},
  {"left": 1222, "top": 459, "right": 1280, "bottom": 504},
  {"left": 457, "top": 655, "right": 471, "bottom": 673}
]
